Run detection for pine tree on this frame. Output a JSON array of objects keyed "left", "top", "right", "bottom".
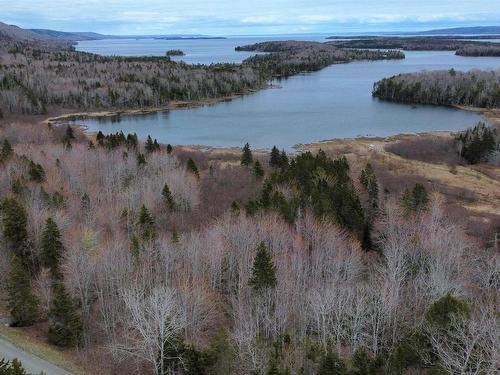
[
  {"left": 6, "top": 256, "right": 38, "bottom": 327},
  {"left": 166, "top": 144, "right": 173, "bottom": 154},
  {"left": 139, "top": 205, "right": 156, "bottom": 241},
  {"left": 254, "top": 161, "right": 264, "bottom": 178},
  {"left": 270, "top": 146, "right": 281, "bottom": 168},
  {"left": 0, "top": 198, "right": 28, "bottom": 255},
  {"left": 162, "top": 183, "right": 176, "bottom": 210},
  {"left": 249, "top": 242, "right": 277, "bottom": 292},
  {"left": 41, "top": 218, "right": 64, "bottom": 279},
  {"left": 187, "top": 158, "right": 199, "bottom": 178},
  {"left": 241, "top": 143, "right": 253, "bottom": 167},
  {"left": 48, "top": 283, "right": 83, "bottom": 347},
  {"left": 318, "top": 351, "right": 347, "bottom": 375}
]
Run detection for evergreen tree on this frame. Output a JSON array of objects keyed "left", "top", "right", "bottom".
[
  {"left": 138, "top": 205, "right": 156, "bottom": 241},
  {"left": 145, "top": 135, "right": 155, "bottom": 153},
  {"left": 28, "top": 161, "right": 45, "bottom": 182},
  {"left": 249, "top": 242, "right": 277, "bottom": 292},
  {"left": 40, "top": 218, "right": 64, "bottom": 278},
  {"left": 0, "top": 139, "right": 13, "bottom": 161},
  {"left": 162, "top": 183, "right": 176, "bottom": 210},
  {"left": 280, "top": 150, "right": 289, "bottom": 169},
  {"left": 351, "top": 348, "right": 384, "bottom": 375},
  {"left": 187, "top": 158, "right": 199, "bottom": 178},
  {"left": 230, "top": 201, "right": 240, "bottom": 216},
  {"left": 254, "top": 161, "right": 264, "bottom": 178},
  {"left": 166, "top": 144, "right": 173, "bottom": 154},
  {"left": 426, "top": 293, "right": 470, "bottom": 329},
  {"left": 270, "top": 146, "right": 281, "bottom": 168},
  {"left": 318, "top": 351, "right": 346, "bottom": 375},
  {"left": 6, "top": 256, "right": 38, "bottom": 327},
  {"left": 62, "top": 126, "right": 74, "bottom": 149},
  {"left": 0, "top": 198, "right": 28, "bottom": 255},
  {"left": 171, "top": 226, "right": 179, "bottom": 244},
  {"left": 241, "top": 143, "right": 253, "bottom": 167},
  {"left": 48, "top": 283, "right": 83, "bottom": 347},
  {"left": 412, "top": 183, "right": 428, "bottom": 212},
  {"left": 0, "top": 358, "right": 38, "bottom": 375},
  {"left": 137, "top": 153, "right": 146, "bottom": 166}
]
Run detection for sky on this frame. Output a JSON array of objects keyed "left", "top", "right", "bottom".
[{"left": 1, "top": 0, "right": 499, "bottom": 35}]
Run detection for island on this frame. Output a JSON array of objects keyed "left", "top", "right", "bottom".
[{"left": 166, "top": 49, "right": 185, "bottom": 57}]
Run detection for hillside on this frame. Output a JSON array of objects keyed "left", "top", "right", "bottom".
[{"left": 416, "top": 26, "right": 500, "bottom": 35}]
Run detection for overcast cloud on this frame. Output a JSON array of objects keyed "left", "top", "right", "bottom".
[{"left": 1, "top": 0, "right": 499, "bottom": 35}]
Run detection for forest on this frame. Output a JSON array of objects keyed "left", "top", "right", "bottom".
[
  {"left": 0, "top": 118, "right": 498, "bottom": 375},
  {"left": 372, "top": 69, "right": 500, "bottom": 108},
  {"left": 326, "top": 37, "right": 500, "bottom": 53},
  {"left": 0, "top": 39, "right": 403, "bottom": 116},
  {"left": 236, "top": 41, "right": 404, "bottom": 77}
]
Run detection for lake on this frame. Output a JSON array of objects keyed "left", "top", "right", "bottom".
[{"left": 74, "top": 39, "right": 500, "bottom": 150}]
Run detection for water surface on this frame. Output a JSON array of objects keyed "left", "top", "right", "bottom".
[{"left": 73, "top": 42, "right": 500, "bottom": 150}]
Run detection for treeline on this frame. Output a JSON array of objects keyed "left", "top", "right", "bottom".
[
  {"left": 236, "top": 41, "right": 404, "bottom": 77},
  {"left": 327, "top": 37, "right": 498, "bottom": 51},
  {"left": 456, "top": 45, "right": 500, "bottom": 57},
  {"left": 456, "top": 122, "right": 499, "bottom": 164},
  {"left": 0, "top": 40, "right": 264, "bottom": 115},
  {"left": 372, "top": 69, "right": 500, "bottom": 108},
  {"left": 0, "top": 121, "right": 498, "bottom": 374},
  {"left": 0, "top": 39, "right": 404, "bottom": 116}
]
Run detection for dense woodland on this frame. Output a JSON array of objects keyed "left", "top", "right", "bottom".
[
  {"left": 236, "top": 41, "right": 404, "bottom": 77},
  {"left": 0, "top": 120, "right": 498, "bottom": 375},
  {"left": 326, "top": 37, "right": 500, "bottom": 54},
  {"left": 372, "top": 69, "right": 500, "bottom": 108},
  {"left": 0, "top": 39, "right": 403, "bottom": 116},
  {"left": 456, "top": 45, "right": 500, "bottom": 57}
]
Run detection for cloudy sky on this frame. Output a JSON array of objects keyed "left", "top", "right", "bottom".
[{"left": 1, "top": 0, "right": 499, "bottom": 35}]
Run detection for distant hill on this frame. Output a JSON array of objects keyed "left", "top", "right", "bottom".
[
  {"left": 414, "top": 26, "right": 500, "bottom": 35},
  {"left": 28, "top": 29, "right": 108, "bottom": 41},
  {"left": 0, "top": 21, "right": 53, "bottom": 41}
]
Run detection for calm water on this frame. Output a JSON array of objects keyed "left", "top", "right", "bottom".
[
  {"left": 74, "top": 40, "right": 500, "bottom": 150},
  {"left": 76, "top": 35, "right": 330, "bottom": 64}
]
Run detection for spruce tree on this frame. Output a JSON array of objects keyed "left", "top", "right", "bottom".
[
  {"left": 318, "top": 351, "right": 347, "bottom": 375},
  {"left": 187, "top": 158, "right": 199, "bottom": 178},
  {"left": 162, "top": 183, "right": 176, "bottom": 210},
  {"left": 269, "top": 146, "right": 281, "bottom": 168},
  {"left": 145, "top": 135, "right": 155, "bottom": 153},
  {"left": 0, "top": 139, "right": 13, "bottom": 161},
  {"left": 249, "top": 242, "right": 277, "bottom": 292},
  {"left": 166, "top": 144, "right": 173, "bottom": 154},
  {"left": 241, "top": 143, "right": 253, "bottom": 166},
  {"left": 28, "top": 161, "right": 45, "bottom": 182},
  {"left": 40, "top": 218, "right": 64, "bottom": 278},
  {"left": 137, "top": 153, "right": 146, "bottom": 166},
  {"left": 254, "top": 161, "right": 264, "bottom": 178},
  {"left": 280, "top": 150, "right": 289, "bottom": 169},
  {"left": 1, "top": 198, "right": 28, "bottom": 255},
  {"left": 412, "top": 183, "right": 428, "bottom": 212},
  {"left": 48, "top": 283, "right": 83, "bottom": 347},
  {"left": 6, "top": 255, "right": 38, "bottom": 327},
  {"left": 138, "top": 205, "right": 156, "bottom": 241}
]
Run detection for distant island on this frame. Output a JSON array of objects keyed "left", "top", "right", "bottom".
[{"left": 166, "top": 49, "right": 185, "bottom": 56}]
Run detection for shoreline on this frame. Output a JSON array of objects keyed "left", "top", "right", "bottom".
[
  {"left": 44, "top": 96, "right": 499, "bottom": 153},
  {"left": 43, "top": 87, "right": 268, "bottom": 125}
]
